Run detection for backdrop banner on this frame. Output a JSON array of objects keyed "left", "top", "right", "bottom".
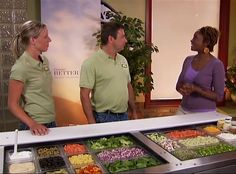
[{"left": 41, "top": 0, "right": 101, "bottom": 126}]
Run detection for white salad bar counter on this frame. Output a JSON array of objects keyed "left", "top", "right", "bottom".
[{"left": 0, "top": 111, "right": 236, "bottom": 173}]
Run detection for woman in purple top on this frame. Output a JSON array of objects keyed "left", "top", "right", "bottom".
[{"left": 176, "top": 26, "right": 225, "bottom": 114}]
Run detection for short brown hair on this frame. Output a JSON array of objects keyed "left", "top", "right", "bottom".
[
  {"left": 198, "top": 26, "right": 219, "bottom": 52},
  {"left": 100, "top": 22, "right": 124, "bottom": 45}
]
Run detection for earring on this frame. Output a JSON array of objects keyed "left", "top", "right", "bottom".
[{"left": 204, "top": 47, "right": 209, "bottom": 54}]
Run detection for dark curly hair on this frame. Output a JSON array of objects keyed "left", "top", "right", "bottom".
[{"left": 198, "top": 26, "right": 219, "bottom": 52}]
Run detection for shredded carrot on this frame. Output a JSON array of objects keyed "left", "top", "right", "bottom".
[
  {"left": 166, "top": 130, "right": 205, "bottom": 139},
  {"left": 64, "top": 143, "right": 86, "bottom": 155}
]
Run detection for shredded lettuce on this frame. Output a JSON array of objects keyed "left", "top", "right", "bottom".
[{"left": 105, "top": 156, "right": 161, "bottom": 173}]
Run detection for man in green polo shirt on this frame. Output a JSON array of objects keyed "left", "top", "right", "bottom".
[{"left": 80, "top": 22, "right": 137, "bottom": 124}]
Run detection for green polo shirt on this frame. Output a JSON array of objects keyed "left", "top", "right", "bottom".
[
  {"left": 80, "top": 49, "right": 131, "bottom": 113},
  {"left": 10, "top": 51, "right": 55, "bottom": 124}
]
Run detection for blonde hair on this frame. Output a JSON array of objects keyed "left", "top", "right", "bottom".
[{"left": 12, "top": 21, "right": 46, "bottom": 58}]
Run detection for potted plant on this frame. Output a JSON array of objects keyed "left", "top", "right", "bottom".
[
  {"left": 93, "top": 12, "right": 159, "bottom": 96},
  {"left": 225, "top": 60, "right": 236, "bottom": 102}
]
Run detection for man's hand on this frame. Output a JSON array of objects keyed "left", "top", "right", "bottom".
[
  {"left": 87, "top": 116, "right": 96, "bottom": 124},
  {"left": 131, "top": 110, "right": 138, "bottom": 120}
]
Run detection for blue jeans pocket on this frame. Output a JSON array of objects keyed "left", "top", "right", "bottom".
[{"left": 94, "top": 111, "right": 128, "bottom": 123}]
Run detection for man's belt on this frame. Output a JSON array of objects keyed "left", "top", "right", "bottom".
[{"left": 103, "top": 110, "right": 126, "bottom": 115}]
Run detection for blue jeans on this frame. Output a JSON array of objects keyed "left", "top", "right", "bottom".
[
  {"left": 93, "top": 111, "right": 128, "bottom": 123},
  {"left": 19, "top": 121, "right": 56, "bottom": 130}
]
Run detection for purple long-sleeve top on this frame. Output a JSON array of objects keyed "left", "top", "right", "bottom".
[{"left": 176, "top": 55, "right": 225, "bottom": 112}]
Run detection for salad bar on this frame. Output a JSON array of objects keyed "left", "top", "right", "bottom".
[
  {"left": 144, "top": 125, "right": 236, "bottom": 161},
  {"left": 1, "top": 111, "right": 236, "bottom": 173},
  {"left": 3, "top": 134, "right": 168, "bottom": 174}
]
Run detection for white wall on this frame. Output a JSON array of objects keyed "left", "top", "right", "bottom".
[{"left": 151, "top": 0, "right": 220, "bottom": 100}]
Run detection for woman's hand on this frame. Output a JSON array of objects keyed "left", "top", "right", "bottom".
[
  {"left": 178, "top": 86, "right": 188, "bottom": 95},
  {"left": 29, "top": 122, "right": 49, "bottom": 135},
  {"left": 183, "top": 83, "right": 194, "bottom": 94},
  {"left": 179, "top": 83, "right": 198, "bottom": 95},
  {"left": 178, "top": 84, "right": 191, "bottom": 95}
]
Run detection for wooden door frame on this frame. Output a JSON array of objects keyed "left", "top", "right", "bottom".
[{"left": 144, "top": 0, "right": 230, "bottom": 108}]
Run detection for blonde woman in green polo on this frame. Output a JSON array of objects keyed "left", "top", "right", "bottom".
[{"left": 8, "top": 21, "right": 56, "bottom": 135}]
